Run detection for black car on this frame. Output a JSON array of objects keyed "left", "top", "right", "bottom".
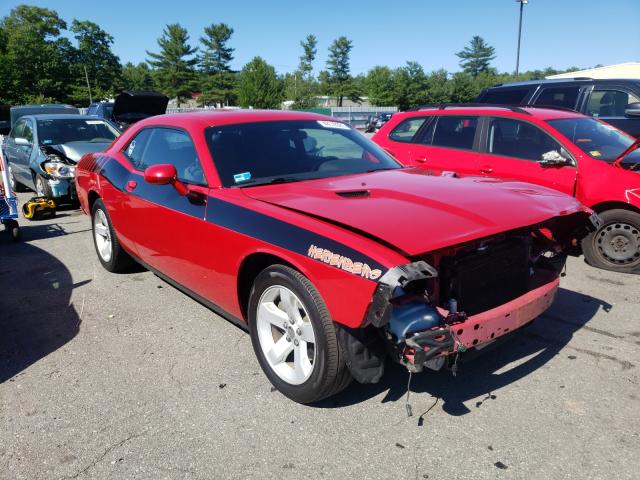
[
  {"left": 476, "top": 78, "right": 640, "bottom": 137},
  {"left": 87, "top": 91, "right": 168, "bottom": 130}
]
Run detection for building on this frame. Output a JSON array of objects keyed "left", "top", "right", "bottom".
[{"left": 546, "top": 62, "right": 640, "bottom": 80}]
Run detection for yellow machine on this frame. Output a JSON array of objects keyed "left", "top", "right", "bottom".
[{"left": 22, "top": 196, "right": 56, "bottom": 220}]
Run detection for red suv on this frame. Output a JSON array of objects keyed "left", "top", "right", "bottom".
[{"left": 373, "top": 105, "right": 640, "bottom": 274}]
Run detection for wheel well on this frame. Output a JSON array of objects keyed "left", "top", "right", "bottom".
[
  {"left": 237, "top": 253, "right": 295, "bottom": 320},
  {"left": 88, "top": 191, "right": 100, "bottom": 211},
  {"left": 590, "top": 201, "right": 640, "bottom": 216}
]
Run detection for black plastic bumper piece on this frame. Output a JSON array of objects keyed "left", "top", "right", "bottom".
[
  {"left": 365, "top": 260, "right": 438, "bottom": 328},
  {"left": 405, "top": 328, "right": 455, "bottom": 365},
  {"left": 336, "top": 324, "right": 387, "bottom": 384}
]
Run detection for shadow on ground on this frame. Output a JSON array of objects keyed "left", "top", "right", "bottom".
[
  {"left": 318, "top": 287, "right": 612, "bottom": 416},
  {"left": 0, "top": 239, "right": 86, "bottom": 383}
]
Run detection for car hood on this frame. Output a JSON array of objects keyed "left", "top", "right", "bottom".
[
  {"left": 42, "top": 142, "right": 112, "bottom": 163},
  {"left": 242, "top": 168, "right": 589, "bottom": 256},
  {"left": 112, "top": 91, "right": 168, "bottom": 124}
]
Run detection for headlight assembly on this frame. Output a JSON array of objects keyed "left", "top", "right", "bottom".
[{"left": 42, "top": 161, "right": 76, "bottom": 179}]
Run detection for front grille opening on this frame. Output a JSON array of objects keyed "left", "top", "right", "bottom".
[{"left": 439, "top": 238, "right": 531, "bottom": 316}]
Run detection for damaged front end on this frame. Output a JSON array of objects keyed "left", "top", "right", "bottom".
[
  {"left": 38, "top": 145, "right": 80, "bottom": 200},
  {"left": 338, "top": 211, "right": 598, "bottom": 382}
]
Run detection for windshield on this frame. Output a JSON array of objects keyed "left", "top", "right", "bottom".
[
  {"left": 205, "top": 120, "right": 401, "bottom": 187},
  {"left": 547, "top": 117, "right": 640, "bottom": 163},
  {"left": 37, "top": 118, "right": 119, "bottom": 145}
]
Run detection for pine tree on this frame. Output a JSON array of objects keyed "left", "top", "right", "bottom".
[
  {"left": 237, "top": 57, "right": 283, "bottom": 109},
  {"left": 288, "top": 34, "right": 318, "bottom": 109},
  {"left": 198, "top": 23, "right": 235, "bottom": 106},
  {"left": 326, "top": 36, "right": 357, "bottom": 107},
  {"left": 456, "top": 36, "right": 496, "bottom": 78},
  {"left": 147, "top": 24, "right": 198, "bottom": 105}
]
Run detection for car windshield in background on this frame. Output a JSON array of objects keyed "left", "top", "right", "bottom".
[
  {"left": 205, "top": 120, "right": 401, "bottom": 187},
  {"left": 37, "top": 118, "right": 119, "bottom": 145},
  {"left": 548, "top": 118, "right": 640, "bottom": 165}
]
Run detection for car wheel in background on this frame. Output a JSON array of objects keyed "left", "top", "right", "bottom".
[
  {"left": 8, "top": 165, "right": 27, "bottom": 192},
  {"left": 91, "top": 199, "right": 134, "bottom": 273},
  {"left": 582, "top": 209, "right": 640, "bottom": 274},
  {"left": 248, "top": 265, "right": 352, "bottom": 404},
  {"left": 35, "top": 174, "right": 53, "bottom": 199}
]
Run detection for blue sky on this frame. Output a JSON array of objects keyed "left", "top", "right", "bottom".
[{"left": 2, "top": 0, "right": 639, "bottom": 75}]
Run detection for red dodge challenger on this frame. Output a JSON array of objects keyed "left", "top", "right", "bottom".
[{"left": 75, "top": 110, "right": 595, "bottom": 403}]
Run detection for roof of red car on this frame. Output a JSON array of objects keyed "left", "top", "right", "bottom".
[
  {"left": 141, "top": 109, "right": 334, "bottom": 129},
  {"left": 402, "top": 105, "right": 584, "bottom": 121}
]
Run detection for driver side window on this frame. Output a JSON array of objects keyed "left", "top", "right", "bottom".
[
  {"left": 487, "top": 118, "right": 564, "bottom": 162},
  {"left": 124, "top": 127, "right": 206, "bottom": 185}
]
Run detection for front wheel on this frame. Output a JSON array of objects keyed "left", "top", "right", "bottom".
[
  {"left": 35, "top": 174, "right": 53, "bottom": 199},
  {"left": 248, "top": 265, "right": 352, "bottom": 404},
  {"left": 91, "top": 199, "right": 134, "bottom": 272},
  {"left": 582, "top": 209, "right": 640, "bottom": 274}
]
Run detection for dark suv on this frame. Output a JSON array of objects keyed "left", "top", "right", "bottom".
[{"left": 476, "top": 78, "right": 640, "bottom": 137}]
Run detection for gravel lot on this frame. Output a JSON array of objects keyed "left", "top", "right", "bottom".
[{"left": 1, "top": 192, "right": 639, "bottom": 480}]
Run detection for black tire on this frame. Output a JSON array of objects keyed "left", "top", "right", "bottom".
[
  {"left": 248, "top": 265, "right": 352, "bottom": 404},
  {"left": 35, "top": 174, "right": 53, "bottom": 199},
  {"left": 582, "top": 209, "right": 640, "bottom": 274},
  {"left": 91, "top": 199, "right": 134, "bottom": 273},
  {"left": 8, "top": 166, "right": 27, "bottom": 192}
]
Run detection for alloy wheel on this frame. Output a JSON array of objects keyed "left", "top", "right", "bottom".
[
  {"left": 93, "top": 209, "right": 112, "bottom": 262},
  {"left": 256, "top": 285, "right": 316, "bottom": 385}
]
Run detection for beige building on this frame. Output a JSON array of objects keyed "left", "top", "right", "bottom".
[{"left": 546, "top": 62, "right": 640, "bottom": 80}]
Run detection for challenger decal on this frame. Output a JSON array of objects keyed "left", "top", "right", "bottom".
[
  {"left": 96, "top": 156, "right": 388, "bottom": 282},
  {"left": 307, "top": 244, "right": 382, "bottom": 280}
]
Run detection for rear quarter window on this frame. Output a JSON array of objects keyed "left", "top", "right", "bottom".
[{"left": 480, "top": 88, "right": 530, "bottom": 104}]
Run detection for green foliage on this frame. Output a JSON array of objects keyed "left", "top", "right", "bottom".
[
  {"left": 121, "top": 62, "right": 155, "bottom": 91},
  {"left": 198, "top": 23, "right": 236, "bottom": 107},
  {"left": 456, "top": 35, "right": 496, "bottom": 77},
  {"left": 147, "top": 23, "right": 198, "bottom": 105},
  {"left": 0, "top": 5, "right": 74, "bottom": 103},
  {"left": 286, "top": 34, "right": 319, "bottom": 109},
  {"left": 366, "top": 66, "right": 395, "bottom": 106},
  {"left": 237, "top": 57, "right": 283, "bottom": 109},
  {"left": 326, "top": 36, "right": 359, "bottom": 106},
  {"left": 69, "top": 19, "right": 122, "bottom": 104}
]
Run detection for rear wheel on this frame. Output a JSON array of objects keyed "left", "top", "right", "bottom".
[
  {"left": 248, "top": 265, "right": 352, "bottom": 404},
  {"left": 91, "top": 199, "right": 134, "bottom": 272},
  {"left": 582, "top": 209, "right": 640, "bottom": 274}
]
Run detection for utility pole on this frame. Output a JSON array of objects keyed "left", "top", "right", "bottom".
[
  {"left": 515, "top": 0, "right": 529, "bottom": 80},
  {"left": 84, "top": 65, "right": 93, "bottom": 103}
]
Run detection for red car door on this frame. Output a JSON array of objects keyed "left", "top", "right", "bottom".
[
  {"left": 475, "top": 116, "right": 577, "bottom": 196},
  {"left": 119, "top": 126, "right": 213, "bottom": 296},
  {"left": 405, "top": 115, "right": 482, "bottom": 176}
]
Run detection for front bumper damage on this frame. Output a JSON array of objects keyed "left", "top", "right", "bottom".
[{"left": 338, "top": 212, "right": 596, "bottom": 382}]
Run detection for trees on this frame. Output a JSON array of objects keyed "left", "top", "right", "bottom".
[
  {"left": 147, "top": 24, "right": 198, "bottom": 105},
  {"left": 0, "top": 5, "right": 74, "bottom": 103},
  {"left": 456, "top": 36, "right": 496, "bottom": 78},
  {"left": 366, "top": 66, "right": 395, "bottom": 106},
  {"left": 237, "top": 57, "right": 283, "bottom": 109},
  {"left": 326, "top": 36, "right": 358, "bottom": 106},
  {"left": 70, "top": 20, "right": 122, "bottom": 103},
  {"left": 286, "top": 34, "right": 318, "bottom": 109},
  {"left": 198, "top": 23, "right": 236, "bottom": 106},
  {"left": 121, "top": 62, "right": 155, "bottom": 91}
]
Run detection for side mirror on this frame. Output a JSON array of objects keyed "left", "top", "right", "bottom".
[
  {"left": 625, "top": 102, "right": 640, "bottom": 118},
  {"left": 539, "top": 149, "right": 574, "bottom": 168},
  {"left": 14, "top": 137, "right": 31, "bottom": 146},
  {"left": 143, "top": 164, "right": 188, "bottom": 195}
]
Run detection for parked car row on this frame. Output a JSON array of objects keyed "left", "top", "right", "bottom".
[{"left": 1, "top": 91, "right": 168, "bottom": 204}]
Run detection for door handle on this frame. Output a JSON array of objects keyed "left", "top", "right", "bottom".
[
  {"left": 126, "top": 180, "right": 137, "bottom": 192},
  {"left": 480, "top": 167, "right": 493, "bottom": 174}
]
